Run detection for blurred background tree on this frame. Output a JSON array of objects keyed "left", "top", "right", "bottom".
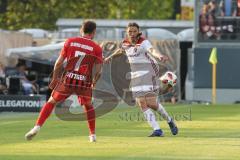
[{"left": 0, "top": 0, "right": 174, "bottom": 30}]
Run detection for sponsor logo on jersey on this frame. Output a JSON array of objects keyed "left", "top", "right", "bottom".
[{"left": 70, "top": 42, "right": 93, "bottom": 51}]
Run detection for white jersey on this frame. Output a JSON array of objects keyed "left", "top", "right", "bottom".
[
  {"left": 121, "top": 37, "right": 160, "bottom": 97},
  {"left": 121, "top": 38, "right": 157, "bottom": 64}
]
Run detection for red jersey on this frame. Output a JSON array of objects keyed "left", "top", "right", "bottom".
[{"left": 60, "top": 36, "right": 103, "bottom": 88}]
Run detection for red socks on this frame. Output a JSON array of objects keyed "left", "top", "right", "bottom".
[
  {"left": 83, "top": 104, "right": 96, "bottom": 135},
  {"left": 36, "top": 102, "right": 55, "bottom": 126},
  {"left": 35, "top": 101, "right": 95, "bottom": 135}
]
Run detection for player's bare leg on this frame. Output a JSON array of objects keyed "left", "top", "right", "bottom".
[{"left": 25, "top": 96, "right": 57, "bottom": 141}]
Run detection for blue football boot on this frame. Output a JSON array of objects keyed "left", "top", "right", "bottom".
[
  {"left": 148, "top": 129, "right": 164, "bottom": 137},
  {"left": 168, "top": 118, "right": 178, "bottom": 135}
]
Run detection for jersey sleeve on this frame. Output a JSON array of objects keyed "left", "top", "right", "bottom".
[
  {"left": 142, "top": 40, "right": 153, "bottom": 51},
  {"left": 95, "top": 45, "right": 103, "bottom": 64},
  {"left": 60, "top": 39, "right": 71, "bottom": 58}
]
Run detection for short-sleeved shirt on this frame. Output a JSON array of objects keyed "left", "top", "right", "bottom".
[
  {"left": 121, "top": 37, "right": 154, "bottom": 64},
  {"left": 120, "top": 37, "right": 160, "bottom": 98},
  {"left": 51, "top": 36, "right": 102, "bottom": 103},
  {"left": 60, "top": 36, "right": 103, "bottom": 87}
]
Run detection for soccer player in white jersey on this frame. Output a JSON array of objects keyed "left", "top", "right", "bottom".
[{"left": 104, "top": 22, "right": 178, "bottom": 137}]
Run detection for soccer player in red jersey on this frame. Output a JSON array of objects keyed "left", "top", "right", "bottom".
[{"left": 25, "top": 20, "right": 103, "bottom": 142}]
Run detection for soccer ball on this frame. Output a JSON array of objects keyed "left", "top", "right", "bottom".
[{"left": 160, "top": 71, "right": 177, "bottom": 87}]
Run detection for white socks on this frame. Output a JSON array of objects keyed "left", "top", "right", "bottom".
[
  {"left": 143, "top": 109, "right": 160, "bottom": 130},
  {"left": 157, "top": 103, "right": 171, "bottom": 123}
]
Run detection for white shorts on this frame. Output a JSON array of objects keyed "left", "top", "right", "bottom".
[{"left": 129, "top": 63, "right": 160, "bottom": 98}]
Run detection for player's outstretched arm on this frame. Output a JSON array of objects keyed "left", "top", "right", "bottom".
[
  {"left": 104, "top": 48, "right": 124, "bottom": 63},
  {"left": 148, "top": 48, "right": 168, "bottom": 63}
]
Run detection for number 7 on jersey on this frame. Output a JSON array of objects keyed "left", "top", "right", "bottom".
[{"left": 74, "top": 51, "right": 86, "bottom": 71}]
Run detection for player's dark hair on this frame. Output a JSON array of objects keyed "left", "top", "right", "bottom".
[
  {"left": 82, "top": 20, "right": 96, "bottom": 34},
  {"left": 127, "top": 22, "right": 142, "bottom": 37},
  {"left": 127, "top": 22, "right": 140, "bottom": 30}
]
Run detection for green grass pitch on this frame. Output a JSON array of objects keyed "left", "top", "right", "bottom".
[{"left": 0, "top": 104, "right": 240, "bottom": 160}]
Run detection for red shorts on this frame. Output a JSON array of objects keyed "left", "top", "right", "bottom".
[{"left": 51, "top": 82, "right": 92, "bottom": 105}]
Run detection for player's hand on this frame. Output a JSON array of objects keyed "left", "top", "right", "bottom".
[
  {"left": 49, "top": 78, "right": 58, "bottom": 90},
  {"left": 104, "top": 57, "right": 112, "bottom": 64},
  {"left": 91, "top": 82, "right": 96, "bottom": 89},
  {"left": 159, "top": 55, "right": 169, "bottom": 63}
]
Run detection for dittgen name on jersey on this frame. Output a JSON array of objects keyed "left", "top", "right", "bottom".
[
  {"left": 66, "top": 72, "right": 86, "bottom": 81},
  {"left": 70, "top": 42, "right": 93, "bottom": 51}
]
